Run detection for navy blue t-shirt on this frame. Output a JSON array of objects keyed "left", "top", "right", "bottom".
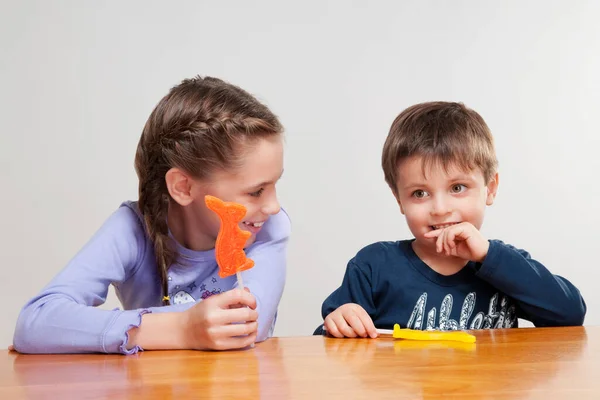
[{"left": 319, "top": 240, "right": 586, "bottom": 333}]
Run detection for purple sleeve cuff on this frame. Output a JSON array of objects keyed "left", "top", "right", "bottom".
[{"left": 103, "top": 309, "right": 152, "bottom": 355}]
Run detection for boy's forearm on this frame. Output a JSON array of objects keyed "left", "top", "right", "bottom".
[
  {"left": 127, "top": 312, "right": 190, "bottom": 350},
  {"left": 477, "top": 241, "right": 586, "bottom": 326}
]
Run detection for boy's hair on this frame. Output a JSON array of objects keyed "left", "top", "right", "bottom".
[
  {"left": 134, "top": 76, "right": 283, "bottom": 305},
  {"left": 382, "top": 101, "right": 497, "bottom": 197}
]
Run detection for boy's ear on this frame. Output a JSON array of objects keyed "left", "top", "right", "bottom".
[
  {"left": 165, "top": 167, "right": 194, "bottom": 206},
  {"left": 486, "top": 173, "right": 499, "bottom": 206},
  {"left": 395, "top": 194, "right": 405, "bottom": 215}
]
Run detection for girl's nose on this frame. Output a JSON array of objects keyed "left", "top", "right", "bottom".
[{"left": 261, "top": 192, "right": 281, "bottom": 215}]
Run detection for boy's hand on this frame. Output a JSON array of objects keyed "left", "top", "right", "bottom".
[
  {"left": 324, "top": 303, "right": 378, "bottom": 339},
  {"left": 424, "top": 222, "right": 489, "bottom": 263}
]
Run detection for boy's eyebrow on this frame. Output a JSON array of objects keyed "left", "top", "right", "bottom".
[
  {"left": 400, "top": 174, "right": 477, "bottom": 190},
  {"left": 400, "top": 181, "right": 428, "bottom": 191},
  {"left": 245, "top": 169, "right": 284, "bottom": 190},
  {"left": 449, "top": 174, "right": 478, "bottom": 182}
]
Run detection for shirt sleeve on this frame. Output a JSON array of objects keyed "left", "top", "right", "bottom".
[
  {"left": 13, "top": 206, "right": 161, "bottom": 354},
  {"left": 476, "top": 240, "right": 587, "bottom": 327},
  {"left": 236, "top": 209, "right": 291, "bottom": 342},
  {"left": 320, "top": 259, "right": 376, "bottom": 320}
]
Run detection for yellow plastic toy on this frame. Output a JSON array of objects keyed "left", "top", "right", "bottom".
[{"left": 377, "top": 324, "right": 476, "bottom": 343}]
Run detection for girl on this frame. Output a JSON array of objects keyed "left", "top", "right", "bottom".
[{"left": 12, "top": 76, "right": 290, "bottom": 354}]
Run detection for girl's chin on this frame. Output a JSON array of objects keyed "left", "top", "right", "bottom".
[{"left": 243, "top": 235, "right": 257, "bottom": 249}]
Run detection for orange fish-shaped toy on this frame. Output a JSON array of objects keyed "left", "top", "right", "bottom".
[{"left": 205, "top": 195, "right": 255, "bottom": 280}]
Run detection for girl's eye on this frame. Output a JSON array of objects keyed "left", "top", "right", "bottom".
[
  {"left": 451, "top": 184, "right": 467, "bottom": 193},
  {"left": 248, "top": 188, "right": 264, "bottom": 198},
  {"left": 412, "top": 190, "right": 428, "bottom": 198}
]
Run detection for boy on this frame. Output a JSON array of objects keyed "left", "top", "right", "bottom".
[{"left": 319, "top": 102, "right": 586, "bottom": 338}]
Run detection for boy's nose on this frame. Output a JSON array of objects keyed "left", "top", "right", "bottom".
[{"left": 430, "top": 196, "right": 451, "bottom": 216}]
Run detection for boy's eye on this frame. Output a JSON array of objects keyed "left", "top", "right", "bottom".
[
  {"left": 451, "top": 184, "right": 467, "bottom": 193},
  {"left": 248, "top": 188, "right": 264, "bottom": 197},
  {"left": 412, "top": 190, "right": 428, "bottom": 198}
]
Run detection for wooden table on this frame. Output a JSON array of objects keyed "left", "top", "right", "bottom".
[{"left": 1, "top": 327, "right": 598, "bottom": 399}]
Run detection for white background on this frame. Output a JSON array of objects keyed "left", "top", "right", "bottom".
[{"left": 1, "top": 0, "right": 599, "bottom": 347}]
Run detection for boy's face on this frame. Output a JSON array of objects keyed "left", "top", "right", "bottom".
[{"left": 394, "top": 156, "right": 498, "bottom": 250}]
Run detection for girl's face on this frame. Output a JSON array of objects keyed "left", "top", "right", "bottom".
[{"left": 176, "top": 135, "right": 284, "bottom": 251}]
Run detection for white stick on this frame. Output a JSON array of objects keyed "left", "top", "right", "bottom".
[
  {"left": 236, "top": 270, "right": 254, "bottom": 348},
  {"left": 322, "top": 326, "right": 394, "bottom": 336},
  {"left": 236, "top": 271, "right": 245, "bottom": 290}
]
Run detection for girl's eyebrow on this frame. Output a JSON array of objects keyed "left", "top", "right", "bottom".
[{"left": 245, "top": 169, "right": 284, "bottom": 191}]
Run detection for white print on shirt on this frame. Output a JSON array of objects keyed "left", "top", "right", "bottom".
[
  {"left": 171, "top": 287, "right": 225, "bottom": 304},
  {"left": 169, "top": 276, "right": 228, "bottom": 304},
  {"left": 407, "top": 292, "right": 517, "bottom": 330},
  {"left": 172, "top": 290, "right": 195, "bottom": 305}
]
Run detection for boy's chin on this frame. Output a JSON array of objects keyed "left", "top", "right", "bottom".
[
  {"left": 412, "top": 236, "right": 438, "bottom": 250},
  {"left": 413, "top": 231, "right": 436, "bottom": 240}
]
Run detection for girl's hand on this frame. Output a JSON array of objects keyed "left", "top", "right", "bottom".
[
  {"left": 183, "top": 288, "right": 258, "bottom": 350},
  {"left": 324, "top": 303, "right": 378, "bottom": 339},
  {"left": 424, "top": 222, "right": 489, "bottom": 263}
]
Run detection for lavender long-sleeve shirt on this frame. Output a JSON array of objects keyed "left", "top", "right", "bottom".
[{"left": 13, "top": 201, "right": 290, "bottom": 354}]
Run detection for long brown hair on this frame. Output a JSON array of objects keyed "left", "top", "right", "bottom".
[{"left": 134, "top": 76, "right": 283, "bottom": 305}]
